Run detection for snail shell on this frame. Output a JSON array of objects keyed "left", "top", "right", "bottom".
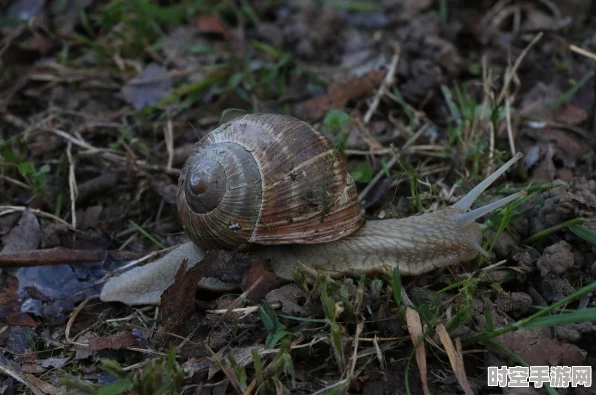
[{"left": 177, "top": 113, "right": 365, "bottom": 250}]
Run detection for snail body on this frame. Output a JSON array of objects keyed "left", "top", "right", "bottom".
[{"left": 100, "top": 114, "right": 524, "bottom": 305}]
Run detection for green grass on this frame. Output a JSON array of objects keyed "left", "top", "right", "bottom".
[
  {"left": 63, "top": 347, "right": 183, "bottom": 395},
  {"left": 550, "top": 70, "right": 595, "bottom": 110},
  {"left": 128, "top": 220, "right": 166, "bottom": 249},
  {"left": 0, "top": 138, "right": 51, "bottom": 194}
]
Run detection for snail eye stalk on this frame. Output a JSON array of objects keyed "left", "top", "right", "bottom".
[{"left": 454, "top": 152, "right": 523, "bottom": 212}]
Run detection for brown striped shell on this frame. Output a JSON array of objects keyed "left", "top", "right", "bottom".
[{"left": 177, "top": 113, "right": 365, "bottom": 251}]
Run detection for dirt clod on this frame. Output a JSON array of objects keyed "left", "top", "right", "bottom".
[{"left": 536, "top": 240, "right": 575, "bottom": 277}]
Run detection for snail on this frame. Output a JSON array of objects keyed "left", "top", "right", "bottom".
[{"left": 100, "top": 113, "right": 524, "bottom": 305}]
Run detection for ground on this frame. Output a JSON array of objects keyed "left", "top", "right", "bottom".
[{"left": 1, "top": 1, "right": 596, "bottom": 394}]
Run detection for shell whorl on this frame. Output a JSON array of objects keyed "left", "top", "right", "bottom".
[{"left": 177, "top": 113, "right": 365, "bottom": 251}]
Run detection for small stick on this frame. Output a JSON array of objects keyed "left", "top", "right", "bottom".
[
  {"left": 164, "top": 119, "right": 174, "bottom": 171},
  {"left": 0, "top": 248, "right": 142, "bottom": 268},
  {"left": 570, "top": 44, "right": 596, "bottom": 62},
  {"left": 363, "top": 43, "right": 401, "bottom": 124},
  {"left": 0, "top": 205, "right": 74, "bottom": 229},
  {"left": 497, "top": 32, "right": 543, "bottom": 104},
  {"left": 66, "top": 141, "right": 78, "bottom": 229},
  {"left": 505, "top": 94, "right": 516, "bottom": 155}
]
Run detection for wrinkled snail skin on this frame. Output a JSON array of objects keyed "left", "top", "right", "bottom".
[
  {"left": 258, "top": 207, "right": 482, "bottom": 280},
  {"left": 99, "top": 113, "right": 524, "bottom": 305}
]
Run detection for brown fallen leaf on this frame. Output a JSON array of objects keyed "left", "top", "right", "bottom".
[
  {"left": 74, "top": 332, "right": 97, "bottom": 360},
  {"left": 21, "top": 364, "right": 46, "bottom": 374},
  {"left": 241, "top": 260, "right": 287, "bottom": 301},
  {"left": 155, "top": 259, "right": 203, "bottom": 347},
  {"left": 88, "top": 331, "right": 137, "bottom": 351},
  {"left": 497, "top": 327, "right": 585, "bottom": 366},
  {"left": 1, "top": 209, "right": 41, "bottom": 254},
  {"left": 122, "top": 63, "right": 172, "bottom": 110},
  {"left": 76, "top": 205, "right": 103, "bottom": 230},
  {"left": 552, "top": 103, "right": 589, "bottom": 125},
  {"left": 189, "top": 14, "right": 244, "bottom": 58},
  {"left": 0, "top": 307, "right": 37, "bottom": 327},
  {"left": 191, "top": 15, "right": 228, "bottom": 35},
  {"left": 0, "top": 274, "right": 37, "bottom": 327},
  {"left": 22, "top": 373, "right": 60, "bottom": 394},
  {"left": 531, "top": 144, "right": 556, "bottom": 183},
  {"left": 539, "top": 128, "right": 591, "bottom": 159},
  {"left": 405, "top": 307, "right": 430, "bottom": 395},
  {"left": 151, "top": 179, "right": 178, "bottom": 205},
  {"left": 435, "top": 324, "right": 473, "bottom": 395},
  {"left": 301, "top": 69, "right": 386, "bottom": 120}
]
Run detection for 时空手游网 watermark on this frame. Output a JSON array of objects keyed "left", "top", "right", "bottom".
[{"left": 488, "top": 366, "right": 592, "bottom": 388}]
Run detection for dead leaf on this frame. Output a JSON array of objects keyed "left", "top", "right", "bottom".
[
  {"left": 122, "top": 63, "right": 172, "bottom": 110},
  {"left": 435, "top": 325, "right": 473, "bottom": 395},
  {"left": 0, "top": 309, "right": 37, "bottom": 327},
  {"left": 76, "top": 205, "right": 103, "bottom": 230},
  {"left": 182, "top": 357, "right": 211, "bottom": 378},
  {"left": 265, "top": 284, "right": 310, "bottom": 315},
  {"left": 301, "top": 69, "right": 386, "bottom": 120},
  {"left": 280, "top": 1, "right": 343, "bottom": 62},
  {"left": 556, "top": 167, "right": 574, "bottom": 182},
  {"left": 21, "top": 364, "right": 46, "bottom": 374},
  {"left": 74, "top": 332, "right": 97, "bottom": 359},
  {"left": 7, "top": 0, "right": 45, "bottom": 21},
  {"left": 88, "top": 331, "right": 137, "bottom": 351},
  {"left": 155, "top": 259, "right": 203, "bottom": 347},
  {"left": 8, "top": 326, "right": 34, "bottom": 355},
  {"left": 0, "top": 274, "right": 37, "bottom": 327},
  {"left": 521, "top": 7, "right": 559, "bottom": 31},
  {"left": 151, "top": 179, "right": 178, "bottom": 205},
  {"left": 38, "top": 357, "right": 70, "bottom": 369},
  {"left": 556, "top": 0, "right": 593, "bottom": 25},
  {"left": 1, "top": 209, "right": 41, "bottom": 254},
  {"left": 552, "top": 103, "right": 588, "bottom": 125},
  {"left": 22, "top": 373, "right": 59, "bottom": 394},
  {"left": 405, "top": 307, "right": 430, "bottom": 395},
  {"left": 402, "top": 0, "right": 434, "bottom": 16},
  {"left": 531, "top": 144, "right": 556, "bottom": 183},
  {"left": 497, "top": 327, "right": 585, "bottom": 366},
  {"left": 540, "top": 128, "right": 590, "bottom": 158},
  {"left": 241, "top": 260, "right": 286, "bottom": 301},
  {"left": 191, "top": 15, "right": 228, "bottom": 35}
]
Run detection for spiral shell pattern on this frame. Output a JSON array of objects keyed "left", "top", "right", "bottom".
[{"left": 177, "top": 113, "right": 364, "bottom": 250}]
